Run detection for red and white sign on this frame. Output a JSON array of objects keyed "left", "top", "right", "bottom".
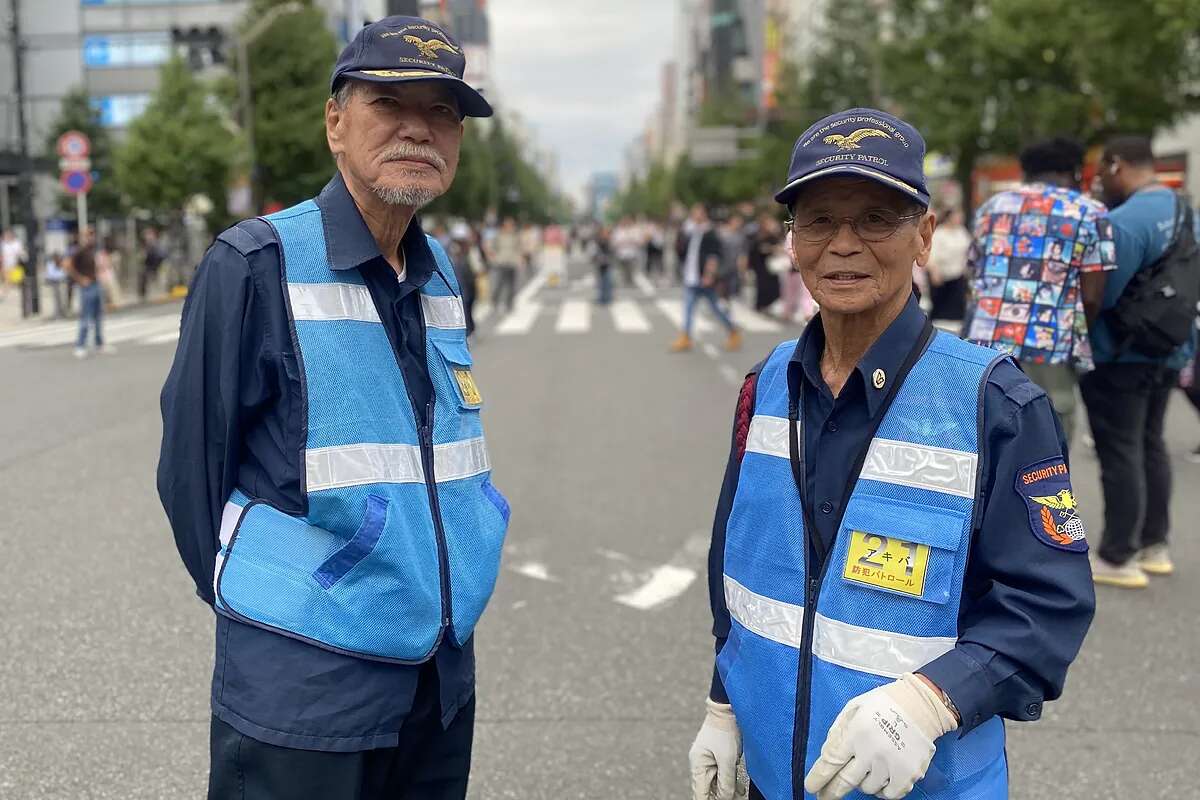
[
  {"left": 61, "top": 170, "right": 93, "bottom": 195},
  {"left": 56, "top": 130, "right": 91, "bottom": 159}
]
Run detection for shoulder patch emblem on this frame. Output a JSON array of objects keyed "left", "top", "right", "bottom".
[{"left": 1016, "top": 458, "right": 1087, "bottom": 552}]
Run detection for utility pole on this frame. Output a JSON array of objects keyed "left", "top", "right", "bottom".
[{"left": 9, "top": 0, "right": 40, "bottom": 316}]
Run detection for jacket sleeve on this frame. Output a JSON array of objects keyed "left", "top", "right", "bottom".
[
  {"left": 918, "top": 360, "right": 1096, "bottom": 734},
  {"left": 156, "top": 239, "right": 257, "bottom": 605},
  {"left": 708, "top": 368, "right": 760, "bottom": 704}
]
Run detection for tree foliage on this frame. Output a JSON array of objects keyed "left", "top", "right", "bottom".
[
  {"left": 43, "top": 88, "right": 123, "bottom": 217},
  {"left": 240, "top": 0, "right": 339, "bottom": 207},
  {"left": 114, "top": 57, "right": 240, "bottom": 224}
]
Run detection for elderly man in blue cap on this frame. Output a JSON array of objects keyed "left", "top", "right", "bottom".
[
  {"left": 688, "top": 109, "right": 1095, "bottom": 799},
  {"left": 159, "top": 16, "right": 508, "bottom": 799}
]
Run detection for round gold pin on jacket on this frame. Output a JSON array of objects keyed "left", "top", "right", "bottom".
[{"left": 872, "top": 369, "right": 886, "bottom": 389}]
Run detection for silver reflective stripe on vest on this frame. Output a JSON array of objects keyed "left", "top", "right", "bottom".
[
  {"left": 724, "top": 576, "right": 956, "bottom": 678},
  {"left": 305, "top": 438, "right": 490, "bottom": 492},
  {"left": 288, "top": 283, "right": 381, "bottom": 323},
  {"left": 745, "top": 416, "right": 977, "bottom": 499},
  {"left": 860, "top": 438, "right": 977, "bottom": 498},
  {"left": 434, "top": 436, "right": 490, "bottom": 481},
  {"left": 306, "top": 443, "right": 424, "bottom": 491},
  {"left": 421, "top": 294, "right": 467, "bottom": 330},
  {"left": 744, "top": 414, "right": 791, "bottom": 459}
]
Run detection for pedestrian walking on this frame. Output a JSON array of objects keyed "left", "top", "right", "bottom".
[
  {"left": 68, "top": 228, "right": 113, "bottom": 358},
  {"left": 1082, "top": 135, "right": 1200, "bottom": 587},
  {"left": 689, "top": 108, "right": 1094, "bottom": 800},
  {"left": 613, "top": 217, "right": 640, "bottom": 287},
  {"left": 716, "top": 212, "right": 747, "bottom": 303},
  {"left": 158, "top": 18, "right": 507, "bottom": 799},
  {"left": 449, "top": 228, "right": 478, "bottom": 337},
  {"left": 644, "top": 218, "right": 665, "bottom": 282},
  {"left": 747, "top": 211, "right": 783, "bottom": 313},
  {"left": 44, "top": 251, "right": 68, "bottom": 318},
  {"left": 1, "top": 228, "right": 27, "bottom": 304},
  {"left": 961, "top": 138, "right": 1117, "bottom": 443},
  {"left": 542, "top": 223, "right": 567, "bottom": 288},
  {"left": 670, "top": 204, "right": 740, "bottom": 353},
  {"left": 140, "top": 227, "right": 166, "bottom": 301},
  {"left": 97, "top": 235, "right": 123, "bottom": 309},
  {"left": 926, "top": 206, "right": 971, "bottom": 322},
  {"left": 489, "top": 217, "right": 521, "bottom": 313},
  {"left": 592, "top": 225, "right": 614, "bottom": 305}
]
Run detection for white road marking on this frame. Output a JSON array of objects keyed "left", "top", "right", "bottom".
[
  {"left": 612, "top": 533, "right": 709, "bottom": 611},
  {"left": 143, "top": 330, "right": 181, "bottom": 345},
  {"left": 719, "top": 364, "right": 742, "bottom": 386},
  {"left": 702, "top": 343, "right": 720, "bottom": 360},
  {"left": 509, "top": 561, "right": 559, "bottom": 582},
  {"left": 654, "top": 298, "right": 714, "bottom": 333},
  {"left": 555, "top": 300, "right": 591, "bottom": 333},
  {"left": 610, "top": 300, "right": 651, "bottom": 333},
  {"left": 730, "top": 302, "right": 782, "bottom": 333},
  {"left": 5, "top": 313, "right": 182, "bottom": 350},
  {"left": 614, "top": 565, "right": 698, "bottom": 610},
  {"left": 513, "top": 269, "right": 548, "bottom": 307},
  {"left": 474, "top": 303, "right": 494, "bottom": 324},
  {"left": 633, "top": 272, "right": 657, "bottom": 298},
  {"left": 595, "top": 548, "right": 633, "bottom": 563},
  {"left": 495, "top": 302, "right": 542, "bottom": 335}
]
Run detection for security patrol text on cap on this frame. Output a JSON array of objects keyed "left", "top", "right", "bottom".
[
  {"left": 331, "top": 15, "right": 493, "bottom": 118},
  {"left": 775, "top": 107, "right": 929, "bottom": 208}
]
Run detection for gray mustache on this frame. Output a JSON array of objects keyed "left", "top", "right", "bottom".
[{"left": 381, "top": 145, "right": 447, "bottom": 172}]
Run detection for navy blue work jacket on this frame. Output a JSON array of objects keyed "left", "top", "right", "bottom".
[
  {"left": 157, "top": 173, "right": 472, "bottom": 752},
  {"left": 708, "top": 295, "right": 1096, "bottom": 734}
]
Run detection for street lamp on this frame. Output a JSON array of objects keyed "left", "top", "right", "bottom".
[{"left": 237, "top": 1, "right": 305, "bottom": 212}]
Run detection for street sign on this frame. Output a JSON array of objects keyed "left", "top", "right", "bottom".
[
  {"left": 61, "top": 170, "right": 93, "bottom": 195},
  {"left": 56, "top": 130, "right": 91, "bottom": 159},
  {"left": 58, "top": 157, "right": 92, "bottom": 172}
]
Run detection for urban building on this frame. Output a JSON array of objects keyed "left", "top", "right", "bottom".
[{"left": 585, "top": 171, "right": 619, "bottom": 221}]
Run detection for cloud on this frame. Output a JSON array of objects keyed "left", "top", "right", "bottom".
[{"left": 488, "top": 0, "right": 676, "bottom": 200}]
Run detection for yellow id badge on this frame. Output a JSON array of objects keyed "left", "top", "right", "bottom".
[
  {"left": 452, "top": 367, "right": 482, "bottom": 406},
  {"left": 843, "top": 531, "right": 930, "bottom": 597}
]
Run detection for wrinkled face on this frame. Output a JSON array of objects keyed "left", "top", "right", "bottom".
[
  {"left": 326, "top": 80, "right": 463, "bottom": 208},
  {"left": 789, "top": 177, "right": 934, "bottom": 317}
]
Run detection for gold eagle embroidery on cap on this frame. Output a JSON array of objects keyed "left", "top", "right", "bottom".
[
  {"left": 824, "top": 128, "right": 891, "bottom": 150},
  {"left": 404, "top": 35, "right": 459, "bottom": 60}
]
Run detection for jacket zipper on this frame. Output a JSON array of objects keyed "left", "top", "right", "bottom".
[{"left": 420, "top": 397, "right": 454, "bottom": 631}]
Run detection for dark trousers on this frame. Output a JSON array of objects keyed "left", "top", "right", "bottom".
[
  {"left": 208, "top": 673, "right": 475, "bottom": 800},
  {"left": 492, "top": 265, "right": 518, "bottom": 313},
  {"left": 1079, "top": 362, "right": 1178, "bottom": 565}
]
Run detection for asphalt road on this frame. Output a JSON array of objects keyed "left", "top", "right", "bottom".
[{"left": 0, "top": 258, "right": 1196, "bottom": 799}]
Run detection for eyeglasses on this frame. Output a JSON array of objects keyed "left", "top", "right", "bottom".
[{"left": 786, "top": 209, "right": 925, "bottom": 243}]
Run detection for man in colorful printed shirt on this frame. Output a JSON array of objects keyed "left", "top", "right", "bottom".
[{"left": 962, "top": 138, "right": 1117, "bottom": 441}]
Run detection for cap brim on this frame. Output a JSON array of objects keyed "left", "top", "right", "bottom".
[
  {"left": 774, "top": 164, "right": 929, "bottom": 208},
  {"left": 338, "top": 69, "right": 493, "bottom": 118}
]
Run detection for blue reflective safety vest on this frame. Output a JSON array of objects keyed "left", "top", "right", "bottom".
[
  {"left": 720, "top": 331, "right": 1009, "bottom": 800},
  {"left": 212, "top": 199, "right": 509, "bottom": 663}
]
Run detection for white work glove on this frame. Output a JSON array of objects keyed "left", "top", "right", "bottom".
[
  {"left": 803, "top": 673, "right": 958, "bottom": 800},
  {"left": 689, "top": 698, "right": 742, "bottom": 800}
]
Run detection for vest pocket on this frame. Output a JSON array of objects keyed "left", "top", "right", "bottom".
[
  {"left": 312, "top": 494, "right": 390, "bottom": 589},
  {"left": 837, "top": 496, "right": 967, "bottom": 605},
  {"left": 429, "top": 335, "right": 482, "bottom": 411}
]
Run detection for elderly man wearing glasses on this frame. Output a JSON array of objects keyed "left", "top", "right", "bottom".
[{"left": 687, "top": 109, "right": 1095, "bottom": 800}]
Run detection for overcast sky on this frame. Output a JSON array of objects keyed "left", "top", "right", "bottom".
[{"left": 488, "top": 0, "right": 677, "bottom": 202}]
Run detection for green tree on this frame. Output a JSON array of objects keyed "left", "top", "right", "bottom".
[
  {"left": 240, "top": 0, "right": 339, "bottom": 207},
  {"left": 43, "top": 88, "right": 123, "bottom": 217},
  {"left": 114, "top": 57, "right": 240, "bottom": 225},
  {"left": 428, "top": 122, "right": 498, "bottom": 221}
]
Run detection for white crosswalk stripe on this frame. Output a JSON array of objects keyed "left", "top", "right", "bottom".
[
  {"left": 654, "top": 298, "right": 715, "bottom": 333},
  {"left": 555, "top": 300, "right": 590, "bottom": 333},
  {"left": 610, "top": 300, "right": 651, "bottom": 333},
  {"left": 0, "top": 311, "right": 183, "bottom": 350},
  {"left": 495, "top": 302, "right": 542, "bottom": 335}
]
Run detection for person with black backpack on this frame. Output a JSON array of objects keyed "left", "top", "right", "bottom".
[{"left": 1083, "top": 136, "right": 1200, "bottom": 588}]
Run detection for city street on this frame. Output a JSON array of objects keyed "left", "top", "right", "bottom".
[{"left": 0, "top": 257, "right": 1197, "bottom": 799}]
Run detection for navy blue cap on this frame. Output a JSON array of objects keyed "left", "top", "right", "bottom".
[
  {"left": 331, "top": 16, "right": 493, "bottom": 118},
  {"left": 775, "top": 108, "right": 929, "bottom": 208}
]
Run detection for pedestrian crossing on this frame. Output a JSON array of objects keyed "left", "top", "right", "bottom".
[{"left": 0, "top": 310, "right": 182, "bottom": 352}]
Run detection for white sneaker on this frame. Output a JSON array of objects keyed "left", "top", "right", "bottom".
[
  {"left": 1090, "top": 554, "right": 1149, "bottom": 589},
  {"left": 1137, "top": 544, "right": 1174, "bottom": 576},
  {"left": 73, "top": 347, "right": 88, "bottom": 359},
  {"left": 99, "top": 344, "right": 117, "bottom": 355}
]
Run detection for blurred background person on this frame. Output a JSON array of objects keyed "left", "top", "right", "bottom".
[
  {"left": 97, "top": 235, "right": 123, "bottom": 310},
  {"left": 139, "top": 227, "right": 166, "bottom": 302},
  {"left": 671, "top": 204, "right": 740, "bottom": 353},
  {"left": 644, "top": 216, "right": 665, "bottom": 285},
  {"left": 519, "top": 221, "right": 542, "bottom": 279},
  {"left": 1, "top": 228, "right": 27, "bottom": 304},
  {"left": 927, "top": 206, "right": 971, "bottom": 323},
  {"left": 1084, "top": 135, "right": 1198, "bottom": 586},
  {"left": 449, "top": 224, "right": 479, "bottom": 337},
  {"left": 747, "top": 210, "right": 783, "bottom": 314},
  {"left": 592, "top": 224, "right": 614, "bottom": 305},
  {"left": 67, "top": 228, "right": 113, "bottom": 358},
  {"left": 612, "top": 216, "right": 640, "bottom": 287},
  {"left": 716, "top": 211, "right": 747, "bottom": 306},
  {"left": 962, "top": 137, "right": 1116, "bottom": 444},
  {"left": 44, "top": 250, "right": 68, "bottom": 319},
  {"left": 542, "top": 222, "right": 567, "bottom": 288},
  {"left": 489, "top": 216, "right": 522, "bottom": 313}
]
